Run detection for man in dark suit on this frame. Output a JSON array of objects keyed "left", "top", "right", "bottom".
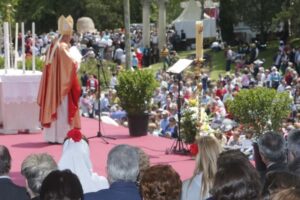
[
  {"left": 21, "top": 153, "right": 57, "bottom": 200},
  {"left": 288, "top": 129, "right": 300, "bottom": 163},
  {"left": 84, "top": 144, "right": 141, "bottom": 200},
  {"left": 0, "top": 145, "right": 29, "bottom": 200},
  {"left": 258, "top": 131, "right": 288, "bottom": 181}
]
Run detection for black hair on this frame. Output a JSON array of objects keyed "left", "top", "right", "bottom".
[
  {"left": 40, "top": 169, "right": 83, "bottom": 200},
  {"left": 0, "top": 145, "right": 11, "bottom": 175},
  {"left": 258, "top": 131, "right": 286, "bottom": 163},
  {"left": 212, "top": 150, "right": 262, "bottom": 200}
]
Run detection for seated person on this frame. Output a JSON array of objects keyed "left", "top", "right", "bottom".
[
  {"left": 161, "top": 117, "right": 178, "bottom": 138},
  {"left": 110, "top": 105, "right": 127, "bottom": 124},
  {"left": 84, "top": 145, "right": 141, "bottom": 200},
  {"left": 159, "top": 110, "right": 169, "bottom": 133},
  {"left": 80, "top": 93, "right": 93, "bottom": 117},
  {"left": 58, "top": 129, "right": 109, "bottom": 193},
  {"left": 240, "top": 131, "right": 254, "bottom": 156},
  {"left": 40, "top": 169, "right": 83, "bottom": 200},
  {"left": 100, "top": 93, "right": 110, "bottom": 112},
  {"left": 227, "top": 130, "right": 241, "bottom": 148},
  {"left": 148, "top": 114, "right": 158, "bottom": 134},
  {"left": 140, "top": 165, "right": 182, "bottom": 200},
  {"left": 21, "top": 153, "right": 57, "bottom": 200},
  {"left": 0, "top": 145, "right": 29, "bottom": 200}
]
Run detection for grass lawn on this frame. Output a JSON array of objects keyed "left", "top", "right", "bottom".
[{"left": 149, "top": 41, "right": 278, "bottom": 80}]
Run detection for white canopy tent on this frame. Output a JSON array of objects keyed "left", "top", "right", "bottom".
[{"left": 172, "top": 0, "right": 217, "bottom": 39}]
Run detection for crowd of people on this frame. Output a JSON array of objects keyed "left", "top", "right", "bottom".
[
  {"left": 1, "top": 128, "right": 300, "bottom": 200},
  {"left": 76, "top": 38, "right": 300, "bottom": 148},
  {"left": 2, "top": 13, "right": 300, "bottom": 200}
]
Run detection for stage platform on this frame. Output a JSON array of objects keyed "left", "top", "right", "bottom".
[{"left": 1, "top": 117, "right": 195, "bottom": 186}]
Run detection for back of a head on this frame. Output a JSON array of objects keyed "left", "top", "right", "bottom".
[
  {"left": 0, "top": 145, "right": 11, "bottom": 175},
  {"left": 194, "top": 136, "right": 221, "bottom": 197},
  {"left": 107, "top": 144, "right": 139, "bottom": 183},
  {"left": 289, "top": 157, "right": 300, "bottom": 176},
  {"left": 258, "top": 131, "right": 286, "bottom": 163},
  {"left": 21, "top": 153, "right": 58, "bottom": 195},
  {"left": 217, "top": 150, "right": 250, "bottom": 168},
  {"left": 140, "top": 164, "right": 182, "bottom": 200},
  {"left": 40, "top": 169, "right": 83, "bottom": 200},
  {"left": 288, "top": 129, "right": 300, "bottom": 161},
  {"left": 271, "top": 188, "right": 300, "bottom": 200},
  {"left": 212, "top": 151, "right": 261, "bottom": 200},
  {"left": 264, "top": 171, "right": 300, "bottom": 197}
]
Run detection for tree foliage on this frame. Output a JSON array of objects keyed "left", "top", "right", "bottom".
[
  {"left": 15, "top": 0, "right": 142, "bottom": 33},
  {"left": 166, "top": 0, "right": 184, "bottom": 23},
  {"left": 11, "top": 0, "right": 188, "bottom": 33},
  {"left": 0, "top": 0, "right": 19, "bottom": 23},
  {"left": 219, "top": 0, "right": 238, "bottom": 43},
  {"left": 275, "top": 0, "right": 300, "bottom": 37},
  {"left": 235, "top": 0, "right": 283, "bottom": 41},
  {"left": 227, "top": 87, "right": 292, "bottom": 135},
  {"left": 4, "top": 0, "right": 183, "bottom": 33}
]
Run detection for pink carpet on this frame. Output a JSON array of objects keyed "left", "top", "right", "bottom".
[{"left": 1, "top": 117, "right": 195, "bottom": 186}]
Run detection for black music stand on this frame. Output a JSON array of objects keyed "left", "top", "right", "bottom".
[{"left": 165, "top": 59, "right": 193, "bottom": 155}]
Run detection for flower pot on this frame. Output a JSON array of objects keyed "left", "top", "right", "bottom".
[{"left": 128, "top": 113, "right": 149, "bottom": 136}]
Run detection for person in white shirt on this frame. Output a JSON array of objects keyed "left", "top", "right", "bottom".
[
  {"left": 114, "top": 46, "right": 124, "bottom": 63},
  {"left": 58, "top": 129, "right": 109, "bottom": 193},
  {"left": 100, "top": 93, "right": 110, "bottom": 112},
  {"left": 181, "top": 136, "right": 221, "bottom": 200},
  {"left": 226, "top": 46, "right": 233, "bottom": 72},
  {"left": 277, "top": 80, "right": 286, "bottom": 93},
  {"left": 110, "top": 73, "right": 118, "bottom": 89}
]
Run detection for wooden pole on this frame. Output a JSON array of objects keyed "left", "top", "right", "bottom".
[
  {"left": 32, "top": 22, "right": 36, "bottom": 73},
  {"left": 21, "top": 22, "right": 25, "bottom": 74},
  {"left": 124, "top": 0, "right": 131, "bottom": 69},
  {"left": 14, "top": 22, "right": 18, "bottom": 69}
]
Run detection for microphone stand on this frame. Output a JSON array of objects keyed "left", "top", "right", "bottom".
[{"left": 88, "top": 56, "right": 116, "bottom": 143}]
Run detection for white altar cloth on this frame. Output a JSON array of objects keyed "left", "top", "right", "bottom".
[{"left": 0, "top": 69, "right": 42, "bottom": 134}]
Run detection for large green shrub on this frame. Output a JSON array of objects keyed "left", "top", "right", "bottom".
[
  {"left": 117, "top": 70, "right": 158, "bottom": 115},
  {"left": 227, "top": 87, "right": 292, "bottom": 135}
]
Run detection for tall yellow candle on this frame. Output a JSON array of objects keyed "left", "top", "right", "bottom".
[{"left": 195, "top": 21, "right": 203, "bottom": 61}]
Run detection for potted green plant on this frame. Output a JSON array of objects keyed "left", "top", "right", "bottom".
[
  {"left": 227, "top": 87, "right": 292, "bottom": 170},
  {"left": 116, "top": 70, "right": 158, "bottom": 136}
]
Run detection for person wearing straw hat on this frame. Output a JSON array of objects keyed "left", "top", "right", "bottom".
[{"left": 37, "top": 15, "right": 81, "bottom": 144}]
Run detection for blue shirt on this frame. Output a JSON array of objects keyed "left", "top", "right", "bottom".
[{"left": 160, "top": 118, "right": 169, "bottom": 132}]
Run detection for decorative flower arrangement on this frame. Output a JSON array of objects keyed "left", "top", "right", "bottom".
[
  {"left": 181, "top": 109, "right": 198, "bottom": 144},
  {"left": 67, "top": 129, "right": 82, "bottom": 142}
]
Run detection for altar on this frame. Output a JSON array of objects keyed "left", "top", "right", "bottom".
[{"left": 0, "top": 69, "right": 42, "bottom": 134}]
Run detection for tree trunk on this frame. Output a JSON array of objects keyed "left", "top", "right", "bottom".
[
  {"left": 124, "top": 0, "right": 131, "bottom": 69},
  {"left": 200, "top": 0, "right": 205, "bottom": 20}
]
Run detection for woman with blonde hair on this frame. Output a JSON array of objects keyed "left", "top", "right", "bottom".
[{"left": 181, "top": 136, "right": 221, "bottom": 200}]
